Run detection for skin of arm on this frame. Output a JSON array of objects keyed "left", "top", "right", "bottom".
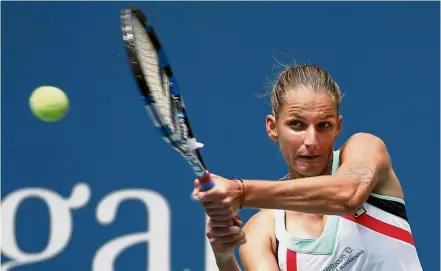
[
  {"left": 242, "top": 133, "right": 392, "bottom": 215},
  {"left": 211, "top": 210, "right": 278, "bottom": 271},
  {"left": 239, "top": 210, "right": 279, "bottom": 271},
  {"left": 214, "top": 255, "right": 242, "bottom": 271},
  {"left": 208, "top": 216, "right": 245, "bottom": 271},
  {"left": 212, "top": 210, "right": 278, "bottom": 271}
]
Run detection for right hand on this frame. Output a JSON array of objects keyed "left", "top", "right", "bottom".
[
  {"left": 206, "top": 214, "right": 247, "bottom": 256},
  {"left": 194, "top": 174, "right": 244, "bottom": 220}
]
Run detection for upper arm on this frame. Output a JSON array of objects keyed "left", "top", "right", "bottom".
[
  {"left": 239, "top": 210, "right": 279, "bottom": 271},
  {"left": 335, "top": 133, "right": 391, "bottom": 209}
]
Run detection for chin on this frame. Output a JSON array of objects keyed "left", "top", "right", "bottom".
[
  {"left": 298, "top": 170, "right": 321, "bottom": 177},
  {"left": 295, "top": 165, "right": 325, "bottom": 177}
]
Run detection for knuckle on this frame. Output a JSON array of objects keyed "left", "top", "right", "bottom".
[
  {"left": 215, "top": 215, "right": 229, "bottom": 221},
  {"left": 219, "top": 207, "right": 230, "bottom": 214},
  {"left": 218, "top": 221, "right": 229, "bottom": 227},
  {"left": 230, "top": 226, "right": 240, "bottom": 235},
  {"left": 212, "top": 220, "right": 223, "bottom": 226},
  {"left": 220, "top": 201, "right": 231, "bottom": 208},
  {"left": 206, "top": 210, "right": 215, "bottom": 216}
]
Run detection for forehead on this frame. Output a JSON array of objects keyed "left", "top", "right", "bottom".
[{"left": 280, "top": 87, "right": 337, "bottom": 118}]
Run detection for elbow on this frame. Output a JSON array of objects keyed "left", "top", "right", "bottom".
[
  {"left": 338, "top": 185, "right": 362, "bottom": 215},
  {"left": 342, "top": 197, "right": 363, "bottom": 215}
]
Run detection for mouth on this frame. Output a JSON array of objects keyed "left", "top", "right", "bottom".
[{"left": 297, "top": 155, "right": 321, "bottom": 160}]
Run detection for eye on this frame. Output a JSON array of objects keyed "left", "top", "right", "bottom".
[
  {"left": 289, "top": 120, "right": 305, "bottom": 130},
  {"left": 317, "top": 122, "right": 332, "bottom": 129}
]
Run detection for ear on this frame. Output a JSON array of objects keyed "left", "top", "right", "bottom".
[
  {"left": 336, "top": 115, "right": 343, "bottom": 138},
  {"left": 266, "top": 114, "right": 278, "bottom": 142}
]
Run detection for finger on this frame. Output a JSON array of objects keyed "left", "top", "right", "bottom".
[
  {"left": 205, "top": 208, "right": 233, "bottom": 216},
  {"left": 218, "top": 236, "right": 247, "bottom": 248},
  {"left": 207, "top": 213, "right": 235, "bottom": 221},
  {"left": 209, "top": 233, "right": 246, "bottom": 245},
  {"left": 198, "top": 186, "right": 226, "bottom": 203},
  {"left": 193, "top": 179, "right": 201, "bottom": 196},
  {"left": 208, "top": 226, "right": 241, "bottom": 237},
  {"left": 206, "top": 226, "right": 242, "bottom": 239},
  {"left": 192, "top": 180, "right": 200, "bottom": 200},
  {"left": 209, "top": 235, "right": 243, "bottom": 246},
  {"left": 208, "top": 219, "right": 234, "bottom": 228},
  {"left": 202, "top": 199, "right": 237, "bottom": 210},
  {"left": 194, "top": 179, "right": 200, "bottom": 189},
  {"left": 210, "top": 232, "right": 246, "bottom": 248},
  {"left": 232, "top": 216, "right": 243, "bottom": 227},
  {"left": 202, "top": 201, "right": 227, "bottom": 210},
  {"left": 214, "top": 237, "right": 247, "bottom": 251}
]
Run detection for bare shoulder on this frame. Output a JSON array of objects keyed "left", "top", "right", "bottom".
[
  {"left": 242, "top": 209, "right": 275, "bottom": 234},
  {"left": 340, "top": 132, "right": 389, "bottom": 168},
  {"left": 341, "top": 132, "right": 403, "bottom": 198},
  {"left": 342, "top": 132, "right": 388, "bottom": 156},
  {"left": 239, "top": 209, "right": 279, "bottom": 270}
]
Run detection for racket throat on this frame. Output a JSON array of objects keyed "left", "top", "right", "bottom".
[
  {"left": 186, "top": 137, "right": 204, "bottom": 151},
  {"left": 174, "top": 112, "right": 204, "bottom": 150},
  {"left": 182, "top": 152, "right": 206, "bottom": 178}
]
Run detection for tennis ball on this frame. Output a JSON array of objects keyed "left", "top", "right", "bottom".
[{"left": 29, "top": 86, "right": 69, "bottom": 122}]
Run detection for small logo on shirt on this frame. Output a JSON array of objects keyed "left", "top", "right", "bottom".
[
  {"left": 322, "top": 246, "right": 365, "bottom": 271},
  {"left": 353, "top": 206, "right": 367, "bottom": 218}
]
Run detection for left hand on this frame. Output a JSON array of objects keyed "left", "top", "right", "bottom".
[
  {"left": 206, "top": 214, "right": 246, "bottom": 253},
  {"left": 193, "top": 173, "right": 244, "bottom": 220}
]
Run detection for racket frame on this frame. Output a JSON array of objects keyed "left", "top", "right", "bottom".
[{"left": 120, "top": 7, "right": 214, "bottom": 190}]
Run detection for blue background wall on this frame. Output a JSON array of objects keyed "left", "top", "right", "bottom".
[{"left": 2, "top": 2, "right": 439, "bottom": 271}]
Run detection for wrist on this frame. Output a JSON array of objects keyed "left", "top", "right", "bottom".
[
  {"left": 233, "top": 179, "right": 245, "bottom": 209},
  {"left": 213, "top": 249, "right": 234, "bottom": 263}
]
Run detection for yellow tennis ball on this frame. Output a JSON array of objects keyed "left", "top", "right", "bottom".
[{"left": 29, "top": 86, "right": 69, "bottom": 122}]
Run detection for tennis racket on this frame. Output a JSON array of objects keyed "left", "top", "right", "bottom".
[{"left": 120, "top": 7, "right": 215, "bottom": 191}]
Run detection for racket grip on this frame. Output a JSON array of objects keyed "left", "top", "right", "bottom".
[{"left": 199, "top": 172, "right": 216, "bottom": 191}]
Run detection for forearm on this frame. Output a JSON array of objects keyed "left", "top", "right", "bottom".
[
  {"left": 242, "top": 176, "right": 358, "bottom": 215},
  {"left": 214, "top": 252, "right": 242, "bottom": 271}
]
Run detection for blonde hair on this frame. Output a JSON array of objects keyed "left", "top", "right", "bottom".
[{"left": 271, "top": 64, "right": 342, "bottom": 116}]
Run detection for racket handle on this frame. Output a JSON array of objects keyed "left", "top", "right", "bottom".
[{"left": 199, "top": 171, "right": 216, "bottom": 191}]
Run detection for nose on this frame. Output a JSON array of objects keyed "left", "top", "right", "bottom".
[{"left": 304, "top": 126, "right": 318, "bottom": 149}]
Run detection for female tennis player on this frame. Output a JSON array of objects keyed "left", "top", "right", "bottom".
[{"left": 195, "top": 64, "right": 423, "bottom": 270}]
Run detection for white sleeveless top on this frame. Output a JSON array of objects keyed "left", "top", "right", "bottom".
[{"left": 274, "top": 150, "right": 423, "bottom": 271}]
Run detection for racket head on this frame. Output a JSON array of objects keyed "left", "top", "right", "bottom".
[{"left": 120, "top": 8, "right": 214, "bottom": 189}]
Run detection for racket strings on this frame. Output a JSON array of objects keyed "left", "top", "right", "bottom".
[
  {"left": 132, "top": 17, "right": 174, "bottom": 130},
  {"left": 171, "top": 99, "right": 189, "bottom": 143}
]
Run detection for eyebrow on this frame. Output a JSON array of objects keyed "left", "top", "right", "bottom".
[
  {"left": 288, "top": 111, "right": 336, "bottom": 119},
  {"left": 288, "top": 112, "right": 306, "bottom": 120},
  {"left": 321, "top": 112, "right": 337, "bottom": 119}
]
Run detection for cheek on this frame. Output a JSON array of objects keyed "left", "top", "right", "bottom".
[
  {"left": 278, "top": 129, "right": 303, "bottom": 154},
  {"left": 316, "top": 133, "right": 336, "bottom": 149}
]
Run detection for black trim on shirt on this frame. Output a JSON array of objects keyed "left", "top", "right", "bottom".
[{"left": 366, "top": 195, "right": 408, "bottom": 221}]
